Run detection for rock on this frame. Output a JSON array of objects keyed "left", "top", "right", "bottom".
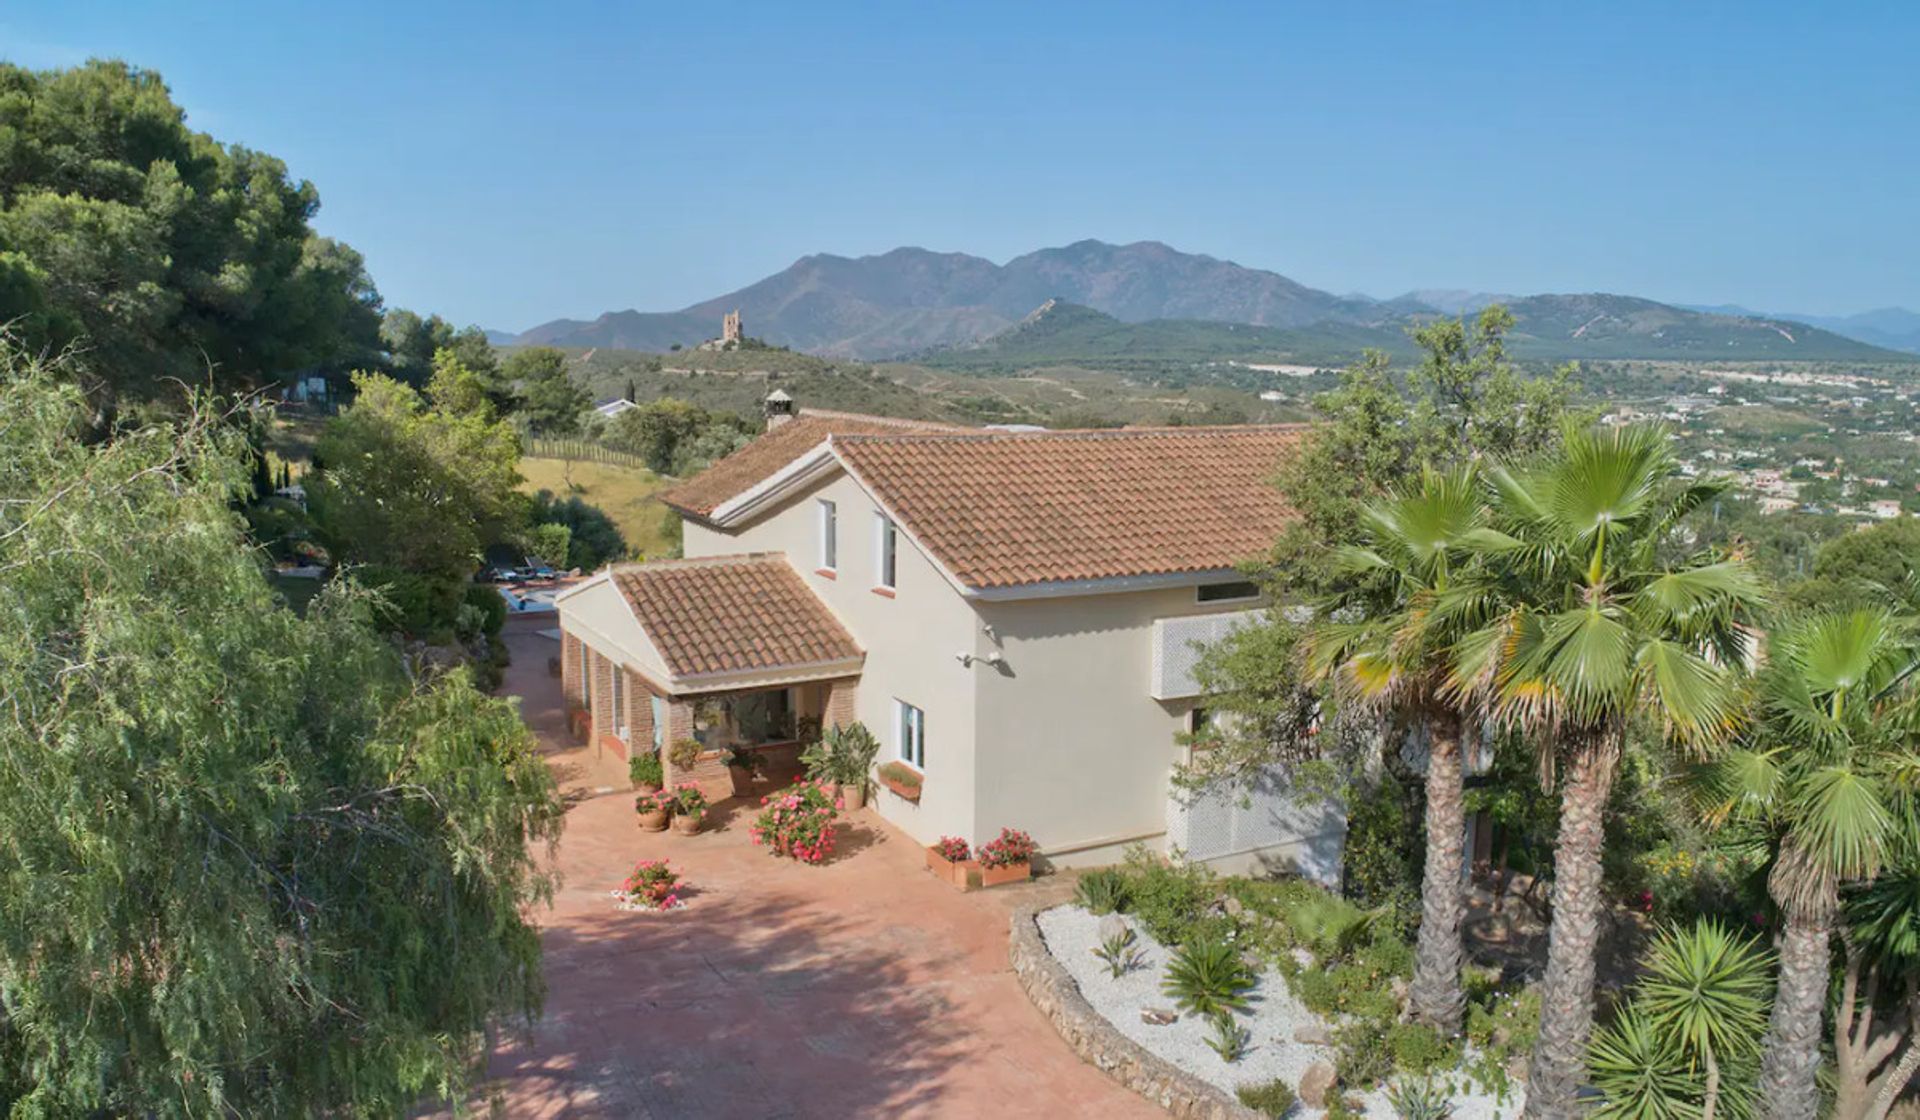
[
  {"left": 1298, "top": 1061, "right": 1338, "bottom": 1109},
  {"left": 1292, "top": 1022, "right": 1332, "bottom": 1045},
  {"left": 1291, "top": 947, "right": 1315, "bottom": 970},
  {"left": 1140, "top": 1007, "right": 1178, "bottom": 1026},
  {"left": 1222, "top": 896, "right": 1245, "bottom": 918},
  {"left": 1492, "top": 1026, "right": 1512, "bottom": 1049},
  {"left": 1097, "top": 913, "right": 1131, "bottom": 944},
  {"left": 1506, "top": 1055, "right": 1529, "bottom": 1083},
  {"left": 1389, "top": 977, "right": 1410, "bottom": 1010}
]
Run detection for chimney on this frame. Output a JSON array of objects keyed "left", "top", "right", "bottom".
[{"left": 763, "top": 388, "right": 796, "bottom": 430}]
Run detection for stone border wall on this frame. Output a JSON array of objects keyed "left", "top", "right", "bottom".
[{"left": 1008, "top": 904, "right": 1263, "bottom": 1120}]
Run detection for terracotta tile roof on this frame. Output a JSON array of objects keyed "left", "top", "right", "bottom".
[
  {"left": 609, "top": 554, "right": 862, "bottom": 678},
  {"left": 831, "top": 426, "right": 1308, "bottom": 589},
  {"left": 660, "top": 410, "right": 965, "bottom": 520}
]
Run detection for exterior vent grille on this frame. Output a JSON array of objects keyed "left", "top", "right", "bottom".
[{"left": 1166, "top": 766, "right": 1345, "bottom": 886}]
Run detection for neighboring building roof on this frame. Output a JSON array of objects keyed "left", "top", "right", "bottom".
[
  {"left": 594, "top": 398, "right": 639, "bottom": 418},
  {"left": 832, "top": 426, "right": 1308, "bottom": 590},
  {"left": 660, "top": 410, "right": 964, "bottom": 520},
  {"left": 608, "top": 554, "right": 862, "bottom": 679}
]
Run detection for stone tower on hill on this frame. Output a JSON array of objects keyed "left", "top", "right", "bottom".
[{"left": 721, "top": 309, "right": 743, "bottom": 345}]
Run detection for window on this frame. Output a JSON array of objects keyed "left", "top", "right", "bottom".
[
  {"left": 894, "top": 699, "right": 925, "bottom": 768},
  {"left": 1196, "top": 580, "right": 1260, "bottom": 603},
  {"left": 817, "top": 499, "right": 837, "bottom": 571},
  {"left": 875, "top": 512, "right": 898, "bottom": 590}
]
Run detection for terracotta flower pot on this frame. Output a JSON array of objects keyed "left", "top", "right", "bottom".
[
  {"left": 881, "top": 774, "right": 921, "bottom": 803},
  {"left": 671, "top": 813, "right": 702, "bottom": 836},
  {"left": 926, "top": 848, "right": 980, "bottom": 891},
  {"left": 978, "top": 860, "right": 1031, "bottom": 888},
  {"left": 637, "top": 807, "right": 670, "bottom": 832},
  {"left": 840, "top": 782, "right": 866, "bottom": 812}
]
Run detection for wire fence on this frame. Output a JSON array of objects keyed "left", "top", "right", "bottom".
[{"left": 524, "top": 438, "right": 652, "bottom": 471}]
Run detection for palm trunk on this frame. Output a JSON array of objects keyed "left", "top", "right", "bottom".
[
  {"left": 1521, "top": 736, "right": 1619, "bottom": 1120},
  {"left": 1410, "top": 712, "right": 1468, "bottom": 1034},
  {"left": 1757, "top": 893, "right": 1835, "bottom": 1119},
  {"left": 1702, "top": 1047, "right": 1720, "bottom": 1120}
]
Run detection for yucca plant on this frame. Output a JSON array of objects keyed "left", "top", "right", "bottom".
[
  {"left": 1385, "top": 1075, "right": 1455, "bottom": 1120},
  {"left": 1204, "top": 1011, "right": 1252, "bottom": 1062},
  {"left": 1588, "top": 921, "right": 1772, "bottom": 1120},
  {"left": 1161, "top": 938, "right": 1256, "bottom": 1017},
  {"left": 1092, "top": 926, "right": 1146, "bottom": 978}
]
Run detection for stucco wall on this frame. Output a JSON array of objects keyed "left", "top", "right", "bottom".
[
  {"left": 684, "top": 473, "right": 981, "bottom": 847},
  {"left": 971, "top": 587, "right": 1253, "bottom": 862}
]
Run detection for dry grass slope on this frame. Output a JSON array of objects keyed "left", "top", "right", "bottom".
[{"left": 517, "top": 457, "right": 678, "bottom": 561}]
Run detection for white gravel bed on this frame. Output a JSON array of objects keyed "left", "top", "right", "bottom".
[{"left": 1035, "top": 904, "right": 1522, "bottom": 1118}]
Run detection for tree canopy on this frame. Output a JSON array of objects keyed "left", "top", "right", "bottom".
[
  {"left": 0, "top": 348, "right": 563, "bottom": 1114},
  {"left": 0, "top": 60, "right": 383, "bottom": 407}
]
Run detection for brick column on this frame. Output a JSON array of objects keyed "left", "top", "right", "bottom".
[
  {"left": 589, "top": 649, "right": 615, "bottom": 743},
  {"left": 825, "top": 677, "right": 858, "bottom": 729},
  {"left": 560, "top": 631, "right": 582, "bottom": 707}
]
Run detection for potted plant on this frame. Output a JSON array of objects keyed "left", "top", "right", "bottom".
[
  {"left": 630, "top": 751, "right": 664, "bottom": 794},
  {"left": 831, "top": 722, "right": 880, "bottom": 811},
  {"left": 669, "top": 784, "right": 708, "bottom": 835},
  {"left": 747, "top": 779, "right": 841, "bottom": 864},
  {"left": 926, "top": 835, "right": 978, "bottom": 888},
  {"left": 617, "top": 859, "right": 684, "bottom": 911},
  {"left": 724, "top": 746, "right": 763, "bottom": 797},
  {"left": 667, "top": 737, "right": 701, "bottom": 779},
  {"left": 877, "top": 760, "right": 922, "bottom": 803},
  {"left": 976, "top": 827, "right": 1037, "bottom": 887},
  {"left": 635, "top": 789, "right": 671, "bottom": 832}
]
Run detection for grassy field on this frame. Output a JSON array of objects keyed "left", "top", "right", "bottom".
[{"left": 518, "top": 457, "right": 678, "bottom": 560}]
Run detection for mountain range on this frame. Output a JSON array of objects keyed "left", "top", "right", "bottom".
[{"left": 509, "top": 240, "right": 1915, "bottom": 363}]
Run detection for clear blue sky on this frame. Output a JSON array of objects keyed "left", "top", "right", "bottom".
[{"left": 6, "top": 1, "right": 1917, "bottom": 332}]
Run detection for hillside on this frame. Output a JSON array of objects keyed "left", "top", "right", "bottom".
[
  {"left": 513, "top": 238, "right": 1913, "bottom": 365},
  {"left": 919, "top": 296, "right": 1903, "bottom": 371}
]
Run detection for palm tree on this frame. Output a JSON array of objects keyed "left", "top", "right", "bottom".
[
  {"left": 1455, "top": 424, "right": 1764, "bottom": 1119},
  {"left": 1304, "top": 464, "right": 1500, "bottom": 1033},
  {"left": 1701, "top": 609, "right": 1920, "bottom": 1119}
]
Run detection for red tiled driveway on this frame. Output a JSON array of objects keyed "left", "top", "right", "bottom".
[{"left": 483, "top": 619, "right": 1160, "bottom": 1119}]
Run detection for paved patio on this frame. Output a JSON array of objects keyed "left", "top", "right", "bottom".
[{"left": 482, "top": 618, "right": 1161, "bottom": 1119}]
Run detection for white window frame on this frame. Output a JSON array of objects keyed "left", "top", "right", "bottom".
[
  {"left": 817, "top": 499, "right": 837, "bottom": 572},
  {"left": 610, "top": 664, "right": 627, "bottom": 740},
  {"left": 894, "top": 699, "right": 925, "bottom": 769},
  {"left": 874, "top": 512, "right": 898, "bottom": 591}
]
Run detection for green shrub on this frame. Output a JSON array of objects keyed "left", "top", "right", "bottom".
[
  {"left": 629, "top": 752, "right": 663, "bottom": 788},
  {"left": 357, "top": 565, "right": 464, "bottom": 639},
  {"left": 1279, "top": 890, "right": 1373, "bottom": 960},
  {"left": 1332, "top": 1020, "right": 1393, "bottom": 1089},
  {"left": 1075, "top": 868, "right": 1132, "bottom": 914},
  {"left": 1161, "top": 938, "right": 1255, "bottom": 1017},
  {"left": 1343, "top": 777, "right": 1422, "bottom": 922},
  {"left": 1122, "top": 847, "right": 1217, "bottom": 945},
  {"left": 1384, "top": 1022, "right": 1456, "bottom": 1077},
  {"left": 462, "top": 582, "right": 508, "bottom": 636},
  {"left": 1234, "top": 1078, "right": 1297, "bottom": 1118}
]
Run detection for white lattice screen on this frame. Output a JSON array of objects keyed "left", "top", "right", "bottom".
[
  {"left": 1149, "top": 610, "right": 1259, "bottom": 699},
  {"left": 1166, "top": 765, "right": 1345, "bottom": 887}
]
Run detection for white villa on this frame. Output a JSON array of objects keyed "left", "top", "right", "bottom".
[{"left": 555, "top": 396, "right": 1343, "bottom": 879}]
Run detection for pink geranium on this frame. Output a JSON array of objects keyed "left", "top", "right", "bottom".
[{"left": 749, "top": 778, "right": 841, "bottom": 864}]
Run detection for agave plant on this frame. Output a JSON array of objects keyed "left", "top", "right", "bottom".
[
  {"left": 1385, "top": 1075, "right": 1456, "bottom": 1120},
  {"left": 1092, "top": 926, "right": 1146, "bottom": 978},
  {"left": 1161, "top": 938, "right": 1256, "bottom": 1018}
]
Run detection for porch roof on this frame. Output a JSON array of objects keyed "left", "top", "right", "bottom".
[{"left": 563, "top": 554, "right": 863, "bottom": 694}]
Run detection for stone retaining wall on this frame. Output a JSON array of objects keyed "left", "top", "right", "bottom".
[{"left": 1008, "top": 904, "right": 1262, "bottom": 1120}]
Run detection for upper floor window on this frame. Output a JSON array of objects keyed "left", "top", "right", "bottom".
[
  {"left": 875, "top": 512, "right": 898, "bottom": 591},
  {"left": 1196, "top": 580, "right": 1260, "bottom": 604},
  {"left": 817, "top": 499, "right": 837, "bottom": 572}
]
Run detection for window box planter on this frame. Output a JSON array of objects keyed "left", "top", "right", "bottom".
[
  {"left": 925, "top": 847, "right": 980, "bottom": 890},
  {"left": 878, "top": 761, "right": 922, "bottom": 804}
]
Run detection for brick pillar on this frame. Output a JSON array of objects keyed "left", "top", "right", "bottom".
[
  {"left": 560, "top": 631, "right": 583, "bottom": 707},
  {"left": 618, "top": 668, "right": 651, "bottom": 761},
  {"left": 589, "top": 649, "right": 614, "bottom": 743},
  {"left": 660, "top": 696, "right": 702, "bottom": 789},
  {"left": 825, "top": 677, "right": 858, "bottom": 729}
]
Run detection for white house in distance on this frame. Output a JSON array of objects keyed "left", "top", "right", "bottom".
[{"left": 555, "top": 396, "right": 1344, "bottom": 880}]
